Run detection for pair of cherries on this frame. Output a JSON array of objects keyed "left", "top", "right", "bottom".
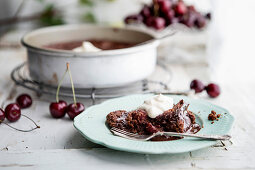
[
  {"left": 49, "top": 63, "right": 85, "bottom": 120},
  {"left": 190, "top": 79, "right": 220, "bottom": 98},
  {"left": 50, "top": 101, "right": 84, "bottom": 120},
  {"left": 0, "top": 94, "right": 32, "bottom": 123}
]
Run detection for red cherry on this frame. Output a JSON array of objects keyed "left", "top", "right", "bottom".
[
  {"left": 164, "top": 10, "right": 175, "bottom": 25},
  {"left": 195, "top": 15, "right": 206, "bottom": 28},
  {"left": 206, "top": 83, "right": 221, "bottom": 98},
  {"left": 145, "top": 16, "right": 154, "bottom": 27},
  {"left": 49, "top": 100, "right": 67, "bottom": 118},
  {"left": 67, "top": 103, "right": 85, "bottom": 120},
  {"left": 158, "top": 0, "right": 172, "bottom": 13},
  {"left": 175, "top": 0, "right": 187, "bottom": 15},
  {"left": 151, "top": 17, "right": 166, "bottom": 30},
  {"left": 140, "top": 5, "right": 151, "bottom": 18},
  {"left": 0, "top": 108, "right": 5, "bottom": 122},
  {"left": 5, "top": 103, "right": 21, "bottom": 122},
  {"left": 190, "top": 79, "right": 205, "bottom": 93},
  {"left": 181, "top": 11, "right": 197, "bottom": 28},
  {"left": 16, "top": 94, "right": 32, "bottom": 109}
]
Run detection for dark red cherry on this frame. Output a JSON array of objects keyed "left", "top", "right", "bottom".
[
  {"left": 158, "top": 0, "right": 172, "bottom": 13},
  {"left": 164, "top": 10, "right": 175, "bottom": 24},
  {"left": 0, "top": 108, "right": 5, "bottom": 122},
  {"left": 145, "top": 16, "right": 154, "bottom": 27},
  {"left": 206, "top": 83, "right": 221, "bottom": 98},
  {"left": 183, "top": 12, "right": 197, "bottom": 27},
  {"left": 175, "top": 0, "right": 187, "bottom": 15},
  {"left": 16, "top": 94, "right": 32, "bottom": 109},
  {"left": 5, "top": 103, "right": 21, "bottom": 122},
  {"left": 190, "top": 79, "right": 205, "bottom": 93},
  {"left": 195, "top": 15, "right": 206, "bottom": 28},
  {"left": 151, "top": 17, "right": 166, "bottom": 30},
  {"left": 140, "top": 5, "right": 151, "bottom": 18},
  {"left": 67, "top": 103, "right": 85, "bottom": 120},
  {"left": 49, "top": 100, "right": 67, "bottom": 118}
]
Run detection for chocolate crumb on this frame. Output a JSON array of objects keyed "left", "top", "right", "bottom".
[
  {"left": 208, "top": 110, "right": 221, "bottom": 122},
  {"left": 211, "top": 122, "right": 214, "bottom": 124}
]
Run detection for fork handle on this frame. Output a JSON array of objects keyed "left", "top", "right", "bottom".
[{"left": 157, "top": 132, "right": 231, "bottom": 140}]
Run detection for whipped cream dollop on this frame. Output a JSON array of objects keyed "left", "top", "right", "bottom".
[
  {"left": 72, "top": 41, "right": 102, "bottom": 52},
  {"left": 139, "top": 94, "right": 174, "bottom": 118}
]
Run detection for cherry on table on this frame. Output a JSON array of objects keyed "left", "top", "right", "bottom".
[
  {"left": 145, "top": 16, "right": 154, "bottom": 27},
  {"left": 206, "top": 83, "right": 221, "bottom": 98},
  {"left": 164, "top": 10, "right": 175, "bottom": 24},
  {"left": 175, "top": 0, "right": 187, "bottom": 15},
  {"left": 158, "top": 0, "right": 172, "bottom": 13},
  {"left": 195, "top": 15, "right": 206, "bottom": 28},
  {"left": 151, "top": 17, "right": 166, "bottom": 30},
  {"left": 5, "top": 103, "right": 21, "bottom": 122},
  {"left": 190, "top": 79, "right": 205, "bottom": 93},
  {"left": 140, "top": 5, "right": 151, "bottom": 18},
  {"left": 50, "top": 100, "right": 67, "bottom": 118},
  {"left": 0, "top": 108, "right": 5, "bottom": 122},
  {"left": 16, "top": 94, "right": 32, "bottom": 109},
  {"left": 67, "top": 103, "right": 85, "bottom": 120}
]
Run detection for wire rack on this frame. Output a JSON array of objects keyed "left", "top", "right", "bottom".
[{"left": 11, "top": 62, "right": 179, "bottom": 104}]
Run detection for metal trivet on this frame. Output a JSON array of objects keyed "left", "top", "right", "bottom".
[{"left": 11, "top": 62, "right": 173, "bottom": 104}]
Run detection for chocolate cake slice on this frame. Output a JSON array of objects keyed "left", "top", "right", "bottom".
[{"left": 106, "top": 100, "right": 200, "bottom": 141}]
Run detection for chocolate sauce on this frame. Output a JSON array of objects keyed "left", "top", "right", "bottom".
[{"left": 150, "top": 124, "right": 201, "bottom": 141}]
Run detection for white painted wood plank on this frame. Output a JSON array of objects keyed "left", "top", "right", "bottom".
[{"left": 0, "top": 30, "right": 255, "bottom": 169}]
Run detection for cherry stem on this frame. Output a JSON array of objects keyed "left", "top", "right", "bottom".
[
  {"left": 56, "top": 69, "right": 68, "bottom": 103},
  {"left": 66, "top": 63, "right": 77, "bottom": 106},
  {"left": 153, "top": 0, "right": 159, "bottom": 17},
  {"left": 0, "top": 114, "right": 40, "bottom": 132}
]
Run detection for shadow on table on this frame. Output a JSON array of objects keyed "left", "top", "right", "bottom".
[{"left": 64, "top": 131, "right": 102, "bottom": 149}]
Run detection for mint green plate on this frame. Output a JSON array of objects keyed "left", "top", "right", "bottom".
[{"left": 74, "top": 94, "right": 234, "bottom": 154}]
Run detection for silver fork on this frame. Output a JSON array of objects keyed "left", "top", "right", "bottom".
[{"left": 110, "top": 127, "right": 231, "bottom": 141}]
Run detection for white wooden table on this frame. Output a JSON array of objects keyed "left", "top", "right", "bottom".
[{"left": 0, "top": 31, "right": 255, "bottom": 170}]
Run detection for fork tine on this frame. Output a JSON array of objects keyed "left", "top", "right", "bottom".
[
  {"left": 111, "top": 127, "right": 138, "bottom": 137},
  {"left": 110, "top": 127, "right": 154, "bottom": 141},
  {"left": 111, "top": 129, "right": 137, "bottom": 140},
  {"left": 111, "top": 128, "right": 136, "bottom": 136}
]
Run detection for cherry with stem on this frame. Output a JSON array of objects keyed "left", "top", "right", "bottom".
[
  {"left": 0, "top": 107, "right": 39, "bottom": 132},
  {"left": 49, "top": 67, "right": 68, "bottom": 118},
  {"left": 66, "top": 63, "right": 85, "bottom": 120}
]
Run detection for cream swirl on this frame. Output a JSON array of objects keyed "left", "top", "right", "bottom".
[
  {"left": 139, "top": 94, "right": 173, "bottom": 118},
  {"left": 72, "top": 41, "right": 102, "bottom": 52}
]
